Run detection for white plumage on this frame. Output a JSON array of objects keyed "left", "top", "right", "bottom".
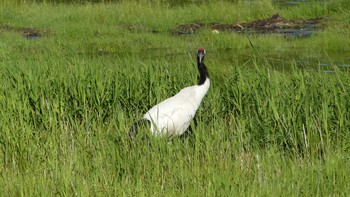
[
  {"left": 129, "top": 48, "right": 209, "bottom": 138},
  {"left": 144, "top": 77, "right": 210, "bottom": 136}
]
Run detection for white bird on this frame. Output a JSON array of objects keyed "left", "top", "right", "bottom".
[{"left": 129, "top": 48, "right": 210, "bottom": 138}]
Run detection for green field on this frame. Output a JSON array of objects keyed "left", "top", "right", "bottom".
[{"left": 1, "top": 0, "right": 350, "bottom": 196}]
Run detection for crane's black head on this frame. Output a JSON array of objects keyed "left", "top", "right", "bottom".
[{"left": 197, "top": 48, "right": 206, "bottom": 64}]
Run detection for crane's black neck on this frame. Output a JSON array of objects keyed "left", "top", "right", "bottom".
[{"left": 198, "top": 62, "right": 209, "bottom": 85}]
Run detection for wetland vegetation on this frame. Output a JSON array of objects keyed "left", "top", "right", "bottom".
[{"left": 0, "top": 0, "right": 350, "bottom": 195}]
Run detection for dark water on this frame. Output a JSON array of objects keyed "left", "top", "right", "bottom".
[{"left": 26, "top": 34, "right": 42, "bottom": 40}]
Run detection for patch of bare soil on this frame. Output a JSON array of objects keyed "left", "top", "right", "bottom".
[
  {"left": 0, "top": 25, "right": 48, "bottom": 39},
  {"left": 174, "top": 14, "right": 323, "bottom": 37}
]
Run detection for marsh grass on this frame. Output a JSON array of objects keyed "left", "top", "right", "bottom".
[
  {"left": 1, "top": 0, "right": 350, "bottom": 196},
  {"left": 1, "top": 55, "right": 349, "bottom": 195}
]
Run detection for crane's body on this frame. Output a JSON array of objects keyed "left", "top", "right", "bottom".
[{"left": 144, "top": 77, "right": 210, "bottom": 136}]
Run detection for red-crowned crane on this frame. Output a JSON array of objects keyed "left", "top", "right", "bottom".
[{"left": 129, "top": 48, "right": 210, "bottom": 138}]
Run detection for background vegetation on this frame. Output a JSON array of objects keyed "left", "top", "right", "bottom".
[{"left": 0, "top": 0, "right": 349, "bottom": 195}]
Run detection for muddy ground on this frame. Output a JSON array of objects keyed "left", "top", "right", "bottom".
[{"left": 174, "top": 14, "right": 323, "bottom": 37}]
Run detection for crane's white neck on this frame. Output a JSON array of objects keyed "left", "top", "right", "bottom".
[{"left": 195, "top": 77, "right": 210, "bottom": 102}]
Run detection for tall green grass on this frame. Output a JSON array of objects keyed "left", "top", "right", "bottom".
[
  {"left": 1, "top": 57, "right": 350, "bottom": 195},
  {"left": 0, "top": 0, "right": 350, "bottom": 195}
]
